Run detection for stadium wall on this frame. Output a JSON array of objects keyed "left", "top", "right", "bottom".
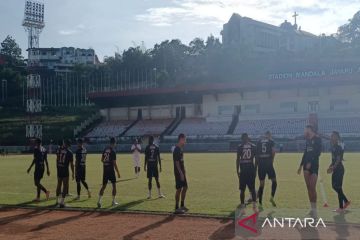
[{"left": 201, "top": 84, "right": 360, "bottom": 120}]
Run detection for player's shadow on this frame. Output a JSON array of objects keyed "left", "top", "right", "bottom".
[
  {"left": 15, "top": 197, "right": 57, "bottom": 206},
  {"left": 67, "top": 198, "right": 90, "bottom": 203},
  {"left": 122, "top": 215, "right": 175, "bottom": 240},
  {"left": 216, "top": 210, "right": 235, "bottom": 226},
  {"left": 294, "top": 224, "right": 319, "bottom": 239},
  {"left": 99, "top": 177, "right": 137, "bottom": 185},
  {"left": 333, "top": 211, "right": 351, "bottom": 240},
  {"left": 0, "top": 209, "right": 51, "bottom": 226},
  {"left": 111, "top": 199, "right": 146, "bottom": 211},
  {"left": 30, "top": 211, "right": 94, "bottom": 232},
  {"left": 208, "top": 219, "right": 235, "bottom": 240},
  {"left": 117, "top": 177, "right": 137, "bottom": 182}
]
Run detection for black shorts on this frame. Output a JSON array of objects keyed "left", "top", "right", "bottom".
[
  {"left": 103, "top": 168, "right": 116, "bottom": 185},
  {"left": 34, "top": 167, "right": 44, "bottom": 181},
  {"left": 175, "top": 176, "right": 188, "bottom": 189},
  {"left": 303, "top": 162, "right": 319, "bottom": 175},
  {"left": 76, "top": 166, "right": 86, "bottom": 182},
  {"left": 258, "top": 164, "right": 276, "bottom": 181},
  {"left": 239, "top": 167, "right": 256, "bottom": 191},
  {"left": 57, "top": 167, "right": 69, "bottom": 179},
  {"left": 332, "top": 165, "right": 344, "bottom": 189},
  {"left": 147, "top": 165, "right": 159, "bottom": 178}
]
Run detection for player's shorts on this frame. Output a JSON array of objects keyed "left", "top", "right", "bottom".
[
  {"left": 258, "top": 163, "right": 276, "bottom": 181},
  {"left": 239, "top": 167, "right": 256, "bottom": 191},
  {"left": 147, "top": 165, "right": 159, "bottom": 178},
  {"left": 103, "top": 168, "right": 116, "bottom": 185},
  {"left": 57, "top": 167, "right": 69, "bottom": 179},
  {"left": 75, "top": 166, "right": 86, "bottom": 182},
  {"left": 34, "top": 167, "right": 44, "bottom": 181},
  {"left": 332, "top": 164, "right": 344, "bottom": 190},
  {"left": 175, "top": 176, "right": 188, "bottom": 189},
  {"left": 303, "top": 162, "right": 319, "bottom": 175},
  {"left": 133, "top": 156, "right": 141, "bottom": 167}
]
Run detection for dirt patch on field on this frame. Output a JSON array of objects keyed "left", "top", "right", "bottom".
[
  {"left": 0, "top": 208, "right": 234, "bottom": 240},
  {"left": 0, "top": 208, "right": 359, "bottom": 240}
]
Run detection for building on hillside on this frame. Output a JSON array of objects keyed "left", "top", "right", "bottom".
[
  {"left": 221, "top": 13, "right": 319, "bottom": 53},
  {"left": 28, "top": 47, "right": 99, "bottom": 72}
]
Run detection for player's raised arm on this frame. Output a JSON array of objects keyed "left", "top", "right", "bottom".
[{"left": 131, "top": 144, "right": 135, "bottom": 153}]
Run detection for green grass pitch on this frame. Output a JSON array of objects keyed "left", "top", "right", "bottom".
[{"left": 0, "top": 152, "right": 359, "bottom": 222}]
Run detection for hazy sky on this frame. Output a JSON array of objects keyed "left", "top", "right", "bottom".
[{"left": 0, "top": 0, "right": 359, "bottom": 61}]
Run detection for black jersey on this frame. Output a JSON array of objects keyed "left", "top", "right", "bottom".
[
  {"left": 34, "top": 146, "right": 47, "bottom": 169},
  {"left": 301, "top": 136, "right": 322, "bottom": 166},
  {"left": 173, "top": 146, "right": 185, "bottom": 177},
  {"left": 145, "top": 144, "right": 160, "bottom": 167},
  {"left": 331, "top": 144, "right": 344, "bottom": 166},
  {"left": 57, "top": 147, "right": 74, "bottom": 170},
  {"left": 102, "top": 147, "right": 116, "bottom": 169},
  {"left": 237, "top": 142, "right": 256, "bottom": 170},
  {"left": 75, "top": 146, "right": 87, "bottom": 168},
  {"left": 256, "top": 138, "right": 275, "bottom": 163}
]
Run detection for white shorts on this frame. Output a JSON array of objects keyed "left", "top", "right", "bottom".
[{"left": 133, "top": 156, "right": 141, "bottom": 167}]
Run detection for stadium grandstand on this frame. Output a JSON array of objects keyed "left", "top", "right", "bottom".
[{"left": 77, "top": 60, "right": 360, "bottom": 152}]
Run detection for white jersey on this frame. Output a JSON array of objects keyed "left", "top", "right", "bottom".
[{"left": 131, "top": 144, "right": 142, "bottom": 166}]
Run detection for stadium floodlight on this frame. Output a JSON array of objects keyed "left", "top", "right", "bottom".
[
  {"left": 22, "top": 0, "right": 45, "bottom": 139},
  {"left": 22, "top": 0, "right": 45, "bottom": 51}
]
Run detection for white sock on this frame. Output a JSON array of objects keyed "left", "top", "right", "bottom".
[
  {"left": 98, "top": 195, "right": 102, "bottom": 203},
  {"left": 148, "top": 190, "right": 151, "bottom": 196},
  {"left": 310, "top": 202, "right": 317, "bottom": 210},
  {"left": 157, "top": 188, "right": 161, "bottom": 195},
  {"left": 112, "top": 195, "right": 116, "bottom": 202}
]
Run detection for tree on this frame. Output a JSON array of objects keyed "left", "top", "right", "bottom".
[
  {"left": 151, "top": 39, "right": 189, "bottom": 84},
  {"left": 337, "top": 10, "right": 360, "bottom": 45},
  {"left": 189, "top": 38, "right": 205, "bottom": 55},
  {"left": 0, "top": 35, "right": 23, "bottom": 61}
]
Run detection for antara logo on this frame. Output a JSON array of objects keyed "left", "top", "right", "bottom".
[
  {"left": 262, "top": 217, "right": 327, "bottom": 228},
  {"left": 237, "top": 213, "right": 326, "bottom": 234},
  {"left": 237, "top": 213, "right": 258, "bottom": 233}
]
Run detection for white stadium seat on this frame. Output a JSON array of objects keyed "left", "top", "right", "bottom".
[
  {"left": 125, "top": 119, "right": 173, "bottom": 136},
  {"left": 86, "top": 120, "right": 132, "bottom": 138},
  {"left": 172, "top": 118, "right": 231, "bottom": 136}
]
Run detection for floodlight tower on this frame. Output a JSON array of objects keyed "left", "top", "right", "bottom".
[{"left": 22, "top": 0, "right": 45, "bottom": 139}]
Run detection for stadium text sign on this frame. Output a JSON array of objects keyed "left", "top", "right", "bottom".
[{"left": 268, "top": 66, "right": 360, "bottom": 80}]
